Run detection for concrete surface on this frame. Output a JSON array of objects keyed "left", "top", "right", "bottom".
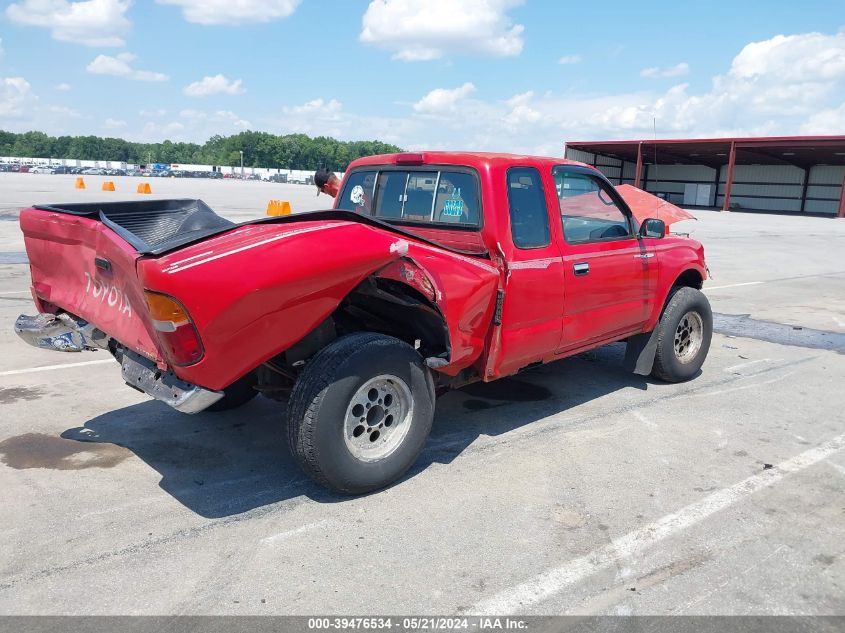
[{"left": 0, "top": 173, "right": 843, "bottom": 615}]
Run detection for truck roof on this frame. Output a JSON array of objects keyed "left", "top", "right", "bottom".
[{"left": 348, "top": 151, "right": 592, "bottom": 171}]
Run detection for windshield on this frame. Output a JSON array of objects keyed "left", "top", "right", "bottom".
[{"left": 337, "top": 168, "right": 481, "bottom": 228}]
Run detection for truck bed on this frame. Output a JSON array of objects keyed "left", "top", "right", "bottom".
[{"left": 34, "top": 199, "right": 235, "bottom": 255}]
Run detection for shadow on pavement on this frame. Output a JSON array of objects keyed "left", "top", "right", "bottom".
[{"left": 61, "top": 343, "right": 652, "bottom": 518}]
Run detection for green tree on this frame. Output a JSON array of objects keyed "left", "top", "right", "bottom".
[{"left": 0, "top": 129, "right": 403, "bottom": 169}]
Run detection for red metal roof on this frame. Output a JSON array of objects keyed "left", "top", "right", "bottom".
[{"left": 565, "top": 136, "right": 845, "bottom": 169}]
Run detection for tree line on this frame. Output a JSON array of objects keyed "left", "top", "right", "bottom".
[{"left": 0, "top": 130, "right": 403, "bottom": 171}]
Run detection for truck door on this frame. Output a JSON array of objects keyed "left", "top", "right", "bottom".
[
  {"left": 495, "top": 166, "right": 567, "bottom": 376},
  {"left": 552, "top": 166, "right": 657, "bottom": 352}
]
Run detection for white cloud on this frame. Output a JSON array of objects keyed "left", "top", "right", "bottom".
[
  {"left": 139, "top": 108, "right": 167, "bottom": 117},
  {"left": 558, "top": 55, "right": 581, "bottom": 65},
  {"left": 47, "top": 104, "right": 81, "bottom": 117},
  {"left": 121, "top": 110, "right": 253, "bottom": 142},
  {"left": 104, "top": 117, "right": 127, "bottom": 128},
  {"left": 5, "top": 0, "right": 130, "bottom": 47},
  {"left": 1, "top": 77, "right": 36, "bottom": 117},
  {"left": 283, "top": 98, "right": 343, "bottom": 118},
  {"left": 55, "top": 82, "right": 72, "bottom": 91},
  {"left": 179, "top": 109, "right": 251, "bottom": 129},
  {"left": 156, "top": 0, "right": 300, "bottom": 25},
  {"left": 361, "top": 0, "right": 524, "bottom": 61},
  {"left": 86, "top": 53, "right": 169, "bottom": 81},
  {"left": 800, "top": 102, "right": 845, "bottom": 134},
  {"left": 640, "top": 62, "right": 690, "bottom": 78},
  {"left": 413, "top": 82, "right": 476, "bottom": 113},
  {"left": 184, "top": 74, "right": 244, "bottom": 97},
  {"left": 504, "top": 91, "right": 539, "bottom": 125}
]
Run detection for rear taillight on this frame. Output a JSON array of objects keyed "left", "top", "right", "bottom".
[{"left": 144, "top": 291, "right": 203, "bottom": 366}]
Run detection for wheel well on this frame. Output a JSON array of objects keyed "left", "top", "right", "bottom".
[
  {"left": 332, "top": 277, "right": 451, "bottom": 364},
  {"left": 673, "top": 268, "right": 703, "bottom": 290},
  {"left": 253, "top": 277, "right": 450, "bottom": 399}
]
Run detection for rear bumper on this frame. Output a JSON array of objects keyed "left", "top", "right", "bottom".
[
  {"left": 121, "top": 350, "right": 223, "bottom": 414},
  {"left": 15, "top": 313, "right": 109, "bottom": 352},
  {"left": 15, "top": 312, "right": 223, "bottom": 414}
]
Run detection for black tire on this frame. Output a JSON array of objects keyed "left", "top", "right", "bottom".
[
  {"left": 651, "top": 287, "right": 713, "bottom": 383},
  {"left": 206, "top": 371, "right": 259, "bottom": 412},
  {"left": 287, "top": 333, "right": 435, "bottom": 494}
]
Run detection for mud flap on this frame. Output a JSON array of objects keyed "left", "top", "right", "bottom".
[{"left": 624, "top": 329, "right": 659, "bottom": 375}]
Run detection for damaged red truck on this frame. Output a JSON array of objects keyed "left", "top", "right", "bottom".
[{"left": 15, "top": 152, "right": 712, "bottom": 493}]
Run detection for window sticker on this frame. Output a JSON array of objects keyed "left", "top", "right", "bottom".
[
  {"left": 443, "top": 199, "right": 464, "bottom": 216},
  {"left": 442, "top": 187, "right": 464, "bottom": 217},
  {"left": 350, "top": 185, "right": 365, "bottom": 205}
]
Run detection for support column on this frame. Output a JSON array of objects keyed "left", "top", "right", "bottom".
[
  {"left": 838, "top": 169, "right": 845, "bottom": 218},
  {"left": 722, "top": 141, "right": 737, "bottom": 212},
  {"left": 800, "top": 166, "right": 810, "bottom": 213},
  {"left": 634, "top": 142, "right": 643, "bottom": 189}
]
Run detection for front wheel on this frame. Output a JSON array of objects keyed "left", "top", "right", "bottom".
[
  {"left": 287, "top": 333, "right": 435, "bottom": 494},
  {"left": 651, "top": 287, "right": 713, "bottom": 382}
]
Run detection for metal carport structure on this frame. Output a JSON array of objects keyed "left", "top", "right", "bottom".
[{"left": 564, "top": 136, "right": 845, "bottom": 217}]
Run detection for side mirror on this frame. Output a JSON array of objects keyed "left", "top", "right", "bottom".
[{"left": 639, "top": 218, "right": 666, "bottom": 239}]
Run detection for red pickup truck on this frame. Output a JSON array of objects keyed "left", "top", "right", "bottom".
[{"left": 15, "top": 152, "right": 711, "bottom": 494}]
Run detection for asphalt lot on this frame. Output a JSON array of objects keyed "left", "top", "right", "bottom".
[{"left": 0, "top": 172, "right": 843, "bottom": 615}]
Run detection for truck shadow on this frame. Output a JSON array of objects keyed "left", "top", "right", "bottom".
[{"left": 61, "top": 343, "right": 654, "bottom": 518}]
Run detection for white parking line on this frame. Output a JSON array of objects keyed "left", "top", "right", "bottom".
[
  {"left": 705, "top": 281, "right": 764, "bottom": 291},
  {"left": 261, "top": 519, "right": 334, "bottom": 545},
  {"left": 724, "top": 358, "right": 775, "bottom": 373},
  {"left": 0, "top": 290, "right": 29, "bottom": 295},
  {"left": 0, "top": 359, "right": 115, "bottom": 377},
  {"left": 469, "top": 432, "right": 845, "bottom": 615}
]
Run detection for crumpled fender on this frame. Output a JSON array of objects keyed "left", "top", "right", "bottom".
[
  {"left": 372, "top": 246, "right": 501, "bottom": 375},
  {"left": 141, "top": 221, "right": 500, "bottom": 389}
]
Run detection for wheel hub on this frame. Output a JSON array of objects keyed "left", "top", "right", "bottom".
[
  {"left": 344, "top": 375, "right": 413, "bottom": 462},
  {"left": 674, "top": 310, "right": 704, "bottom": 364}
]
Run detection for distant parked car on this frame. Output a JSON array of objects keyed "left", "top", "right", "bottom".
[
  {"left": 19, "top": 165, "right": 31, "bottom": 173},
  {"left": 51, "top": 166, "right": 72, "bottom": 175},
  {"left": 31, "top": 166, "right": 56, "bottom": 174}
]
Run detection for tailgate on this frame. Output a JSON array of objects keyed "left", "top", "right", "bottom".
[{"left": 20, "top": 207, "right": 163, "bottom": 361}]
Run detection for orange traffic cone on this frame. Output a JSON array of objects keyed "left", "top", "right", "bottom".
[
  {"left": 266, "top": 200, "right": 291, "bottom": 216},
  {"left": 137, "top": 182, "right": 152, "bottom": 194},
  {"left": 75, "top": 177, "right": 85, "bottom": 189},
  {"left": 102, "top": 181, "right": 115, "bottom": 191}
]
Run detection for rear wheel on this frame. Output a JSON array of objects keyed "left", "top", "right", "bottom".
[
  {"left": 287, "top": 333, "right": 435, "bottom": 494},
  {"left": 651, "top": 287, "right": 712, "bottom": 382},
  {"left": 206, "top": 371, "right": 258, "bottom": 412}
]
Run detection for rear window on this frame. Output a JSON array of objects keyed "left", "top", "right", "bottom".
[{"left": 337, "top": 168, "right": 481, "bottom": 228}]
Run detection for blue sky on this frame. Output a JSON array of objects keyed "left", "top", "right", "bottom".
[{"left": 1, "top": 0, "right": 844, "bottom": 154}]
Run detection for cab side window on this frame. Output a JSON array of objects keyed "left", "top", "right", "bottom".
[
  {"left": 507, "top": 167, "right": 551, "bottom": 249},
  {"left": 336, "top": 170, "right": 377, "bottom": 214},
  {"left": 553, "top": 168, "right": 631, "bottom": 243}
]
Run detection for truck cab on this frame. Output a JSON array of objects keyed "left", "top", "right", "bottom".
[{"left": 334, "top": 152, "right": 707, "bottom": 380}]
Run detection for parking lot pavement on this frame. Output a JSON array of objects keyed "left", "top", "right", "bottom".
[{"left": 0, "top": 175, "right": 843, "bottom": 615}]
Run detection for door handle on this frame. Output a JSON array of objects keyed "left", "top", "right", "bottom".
[
  {"left": 633, "top": 253, "right": 655, "bottom": 259},
  {"left": 94, "top": 256, "right": 112, "bottom": 272},
  {"left": 573, "top": 262, "right": 590, "bottom": 276}
]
